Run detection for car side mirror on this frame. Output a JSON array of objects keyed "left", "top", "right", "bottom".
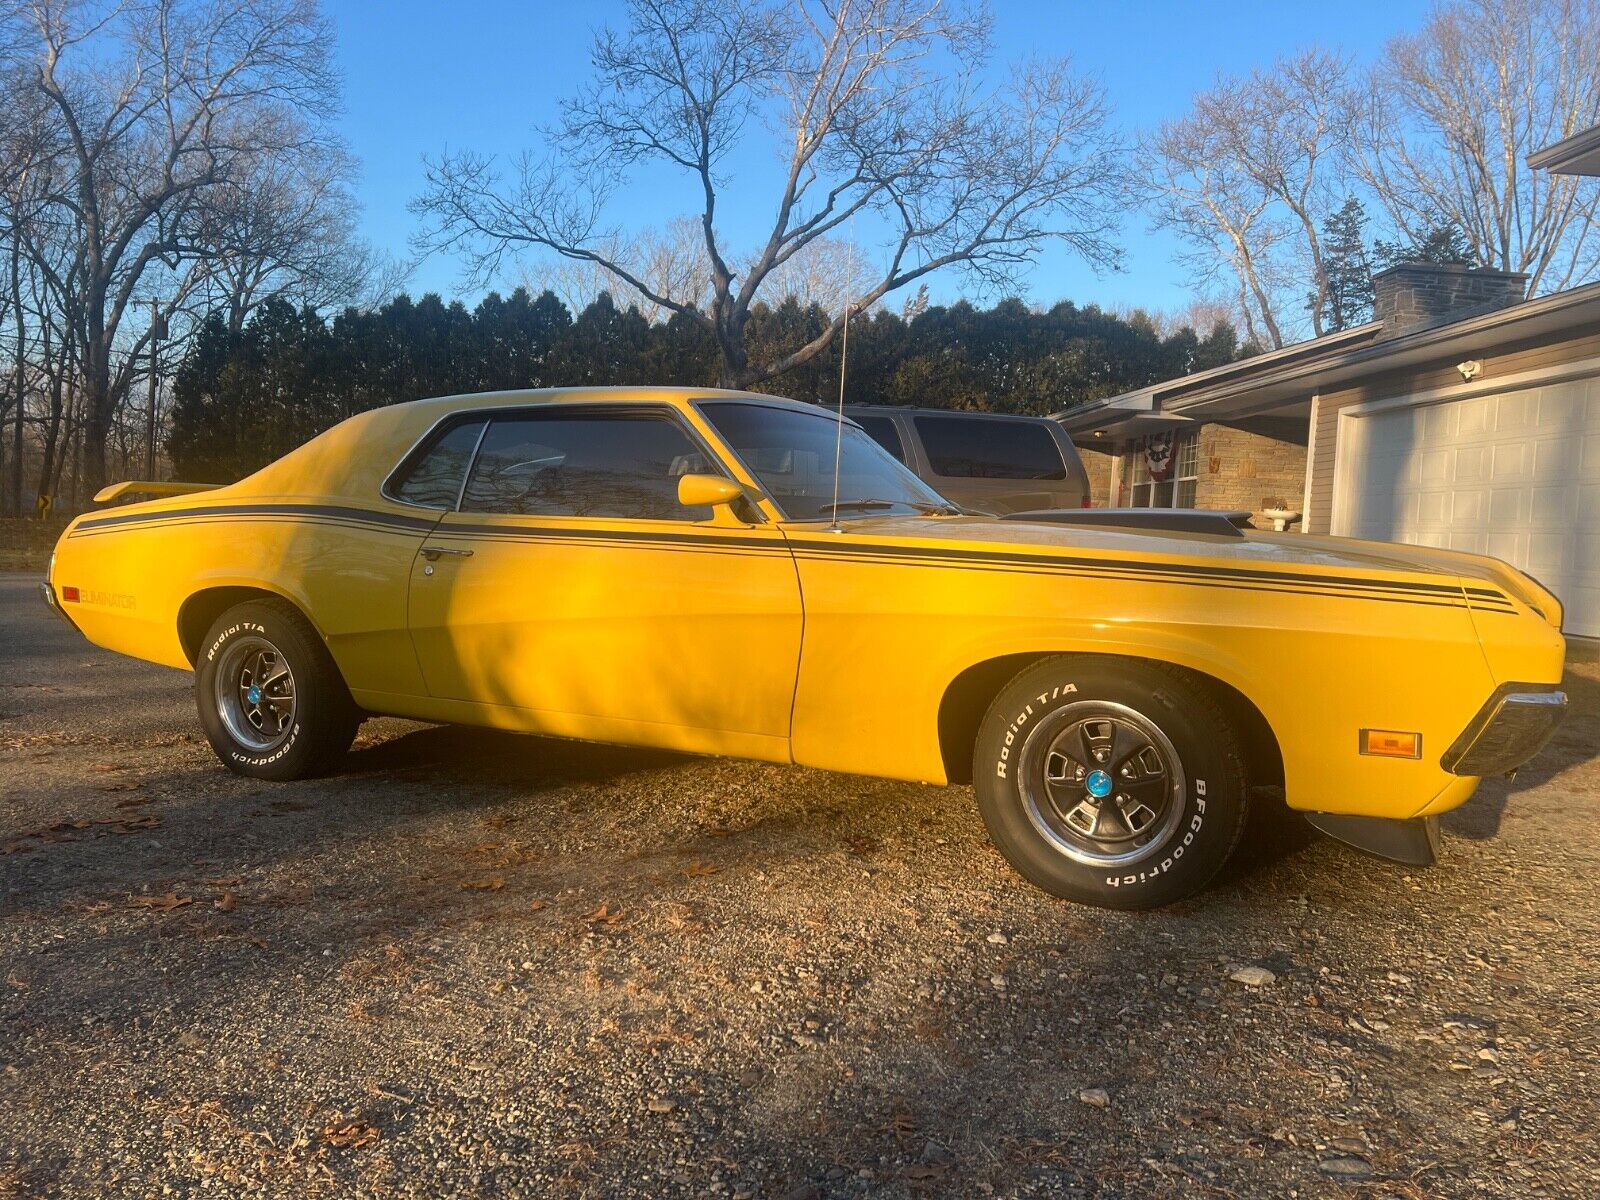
[{"left": 677, "top": 473, "right": 747, "bottom": 512}]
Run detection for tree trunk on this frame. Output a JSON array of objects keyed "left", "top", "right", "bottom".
[
  {"left": 9, "top": 245, "right": 23, "bottom": 518},
  {"left": 81, "top": 377, "right": 112, "bottom": 496}
]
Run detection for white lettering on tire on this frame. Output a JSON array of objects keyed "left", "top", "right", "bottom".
[
  {"left": 1105, "top": 789, "right": 1206, "bottom": 888},
  {"left": 995, "top": 683, "right": 1076, "bottom": 780},
  {"left": 206, "top": 620, "right": 265, "bottom": 663}
]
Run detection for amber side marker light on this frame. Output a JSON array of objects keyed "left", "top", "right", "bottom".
[
  {"left": 1360, "top": 729, "right": 1422, "bottom": 759},
  {"left": 60, "top": 585, "right": 80, "bottom": 602}
]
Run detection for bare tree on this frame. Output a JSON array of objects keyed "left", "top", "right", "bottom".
[
  {"left": 520, "top": 216, "right": 712, "bottom": 322},
  {"left": 414, "top": 0, "right": 1123, "bottom": 389},
  {"left": 190, "top": 135, "right": 374, "bottom": 334},
  {"left": 6, "top": 0, "right": 339, "bottom": 492},
  {"left": 1357, "top": 0, "right": 1600, "bottom": 294},
  {"left": 1139, "top": 49, "right": 1358, "bottom": 348},
  {"left": 521, "top": 217, "right": 875, "bottom": 322}
]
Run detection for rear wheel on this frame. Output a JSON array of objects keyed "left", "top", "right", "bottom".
[
  {"left": 195, "top": 599, "right": 358, "bottom": 780},
  {"left": 974, "top": 656, "right": 1249, "bottom": 909}
]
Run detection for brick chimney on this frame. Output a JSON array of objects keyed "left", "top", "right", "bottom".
[{"left": 1372, "top": 262, "right": 1528, "bottom": 338}]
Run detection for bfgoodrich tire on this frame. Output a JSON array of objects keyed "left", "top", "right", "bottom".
[
  {"left": 195, "top": 599, "right": 359, "bottom": 781},
  {"left": 974, "top": 656, "right": 1249, "bottom": 910}
]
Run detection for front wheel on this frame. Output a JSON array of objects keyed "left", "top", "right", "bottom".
[
  {"left": 195, "top": 599, "right": 359, "bottom": 781},
  {"left": 974, "top": 656, "right": 1249, "bottom": 910}
]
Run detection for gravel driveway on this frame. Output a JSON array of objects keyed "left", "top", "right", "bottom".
[{"left": 2, "top": 574, "right": 1597, "bottom": 1198}]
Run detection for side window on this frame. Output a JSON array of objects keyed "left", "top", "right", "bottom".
[
  {"left": 913, "top": 415, "right": 1067, "bottom": 480},
  {"left": 854, "top": 415, "right": 906, "bottom": 463},
  {"left": 460, "top": 410, "right": 714, "bottom": 521},
  {"left": 390, "top": 419, "right": 486, "bottom": 508}
]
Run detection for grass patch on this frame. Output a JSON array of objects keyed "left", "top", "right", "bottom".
[{"left": 0, "top": 518, "right": 69, "bottom": 573}]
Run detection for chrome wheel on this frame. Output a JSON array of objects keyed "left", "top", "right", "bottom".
[
  {"left": 1016, "top": 700, "right": 1186, "bottom": 868},
  {"left": 214, "top": 636, "right": 297, "bottom": 752}
]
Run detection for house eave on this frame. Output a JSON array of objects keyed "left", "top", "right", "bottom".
[
  {"left": 1528, "top": 125, "right": 1600, "bottom": 176},
  {"left": 1057, "top": 279, "right": 1600, "bottom": 441}
]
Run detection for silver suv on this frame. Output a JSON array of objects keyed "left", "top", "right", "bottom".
[{"left": 843, "top": 405, "right": 1091, "bottom": 514}]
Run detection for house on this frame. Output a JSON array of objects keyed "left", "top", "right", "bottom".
[{"left": 1055, "top": 263, "right": 1600, "bottom": 641}]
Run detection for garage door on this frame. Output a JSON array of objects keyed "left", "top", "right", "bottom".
[{"left": 1335, "top": 384, "right": 1600, "bottom": 638}]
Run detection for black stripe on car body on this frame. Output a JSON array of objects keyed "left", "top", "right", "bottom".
[{"left": 66, "top": 501, "right": 1515, "bottom": 611}]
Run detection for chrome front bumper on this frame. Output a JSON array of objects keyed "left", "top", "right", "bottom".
[{"left": 1442, "top": 685, "right": 1568, "bottom": 777}]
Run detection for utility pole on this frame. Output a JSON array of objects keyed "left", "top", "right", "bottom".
[{"left": 145, "top": 298, "right": 163, "bottom": 480}]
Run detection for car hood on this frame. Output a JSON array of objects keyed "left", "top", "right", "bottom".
[{"left": 800, "top": 513, "right": 1559, "bottom": 621}]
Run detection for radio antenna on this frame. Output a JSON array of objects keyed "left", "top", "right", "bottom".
[{"left": 827, "top": 301, "right": 853, "bottom": 534}]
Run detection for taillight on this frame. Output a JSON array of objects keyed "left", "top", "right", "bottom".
[
  {"left": 1081, "top": 496, "right": 1092, "bottom": 508},
  {"left": 61, "top": 585, "right": 80, "bottom": 602}
]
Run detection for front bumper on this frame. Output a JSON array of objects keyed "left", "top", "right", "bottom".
[{"left": 1442, "top": 684, "right": 1568, "bottom": 778}]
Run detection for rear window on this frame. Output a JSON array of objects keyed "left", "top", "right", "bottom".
[
  {"left": 389, "top": 419, "right": 486, "bottom": 508},
  {"left": 853, "top": 415, "right": 906, "bottom": 463},
  {"left": 913, "top": 415, "right": 1066, "bottom": 480}
]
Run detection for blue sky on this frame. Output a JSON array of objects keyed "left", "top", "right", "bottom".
[{"left": 326, "top": 0, "right": 1433, "bottom": 315}]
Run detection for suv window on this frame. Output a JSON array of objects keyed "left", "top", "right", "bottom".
[
  {"left": 853, "top": 414, "right": 906, "bottom": 463},
  {"left": 913, "top": 414, "right": 1066, "bottom": 480},
  {"left": 459, "top": 409, "right": 713, "bottom": 520},
  {"left": 390, "top": 419, "right": 486, "bottom": 508}
]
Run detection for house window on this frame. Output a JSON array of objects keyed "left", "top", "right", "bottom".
[{"left": 1127, "top": 433, "right": 1199, "bottom": 508}]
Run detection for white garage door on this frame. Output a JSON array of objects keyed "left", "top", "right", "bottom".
[{"left": 1335, "top": 383, "right": 1600, "bottom": 638}]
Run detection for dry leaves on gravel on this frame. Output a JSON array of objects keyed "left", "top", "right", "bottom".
[
  {"left": 584, "top": 903, "right": 626, "bottom": 925},
  {"left": 2, "top": 813, "right": 161, "bottom": 852},
  {"left": 126, "top": 891, "right": 193, "bottom": 913},
  {"left": 320, "top": 1118, "right": 380, "bottom": 1150}
]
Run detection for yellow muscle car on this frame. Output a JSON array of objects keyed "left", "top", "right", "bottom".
[{"left": 42, "top": 388, "right": 1569, "bottom": 908}]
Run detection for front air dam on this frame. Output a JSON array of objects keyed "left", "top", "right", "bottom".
[{"left": 1304, "top": 812, "right": 1442, "bottom": 866}]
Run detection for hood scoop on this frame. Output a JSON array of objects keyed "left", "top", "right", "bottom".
[{"left": 1001, "top": 508, "right": 1253, "bottom": 538}]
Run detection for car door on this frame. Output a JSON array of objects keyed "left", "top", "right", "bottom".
[{"left": 404, "top": 404, "right": 803, "bottom": 762}]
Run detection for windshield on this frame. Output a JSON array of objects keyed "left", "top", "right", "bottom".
[{"left": 698, "top": 401, "right": 956, "bottom": 521}]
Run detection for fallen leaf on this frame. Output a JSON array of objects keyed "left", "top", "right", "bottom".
[
  {"left": 684, "top": 862, "right": 719, "bottom": 878},
  {"left": 113, "top": 795, "right": 156, "bottom": 809},
  {"left": 127, "top": 892, "right": 192, "bottom": 913},
  {"left": 110, "top": 815, "right": 160, "bottom": 833},
  {"left": 460, "top": 878, "right": 505, "bottom": 891},
  {"left": 529, "top": 898, "right": 548, "bottom": 911},
  {"left": 584, "top": 903, "right": 625, "bottom": 925},
  {"left": 215, "top": 892, "right": 238, "bottom": 912},
  {"left": 321, "top": 1119, "right": 380, "bottom": 1149},
  {"left": 201, "top": 876, "right": 244, "bottom": 888},
  {"left": 97, "top": 781, "right": 141, "bottom": 793}
]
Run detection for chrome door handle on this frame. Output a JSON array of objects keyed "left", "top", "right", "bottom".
[{"left": 420, "top": 546, "right": 474, "bottom": 561}]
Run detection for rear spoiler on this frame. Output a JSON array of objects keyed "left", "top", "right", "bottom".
[
  {"left": 93, "top": 480, "right": 223, "bottom": 504},
  {"left": 1002, "top": 507, "right": 1254, "bottom": 538}
]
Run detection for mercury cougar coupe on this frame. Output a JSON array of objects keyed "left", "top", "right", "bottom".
[{"left": 43, "top": 387, "right": 1569, "bottom": 908}]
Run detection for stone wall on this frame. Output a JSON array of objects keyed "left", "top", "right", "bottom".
[
  {"left": 1194, "top": 423, "right": 1308, "bottom": 529},
  {"left": 1078, "top": 445, "right": 1116, "bottom": 507}
]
